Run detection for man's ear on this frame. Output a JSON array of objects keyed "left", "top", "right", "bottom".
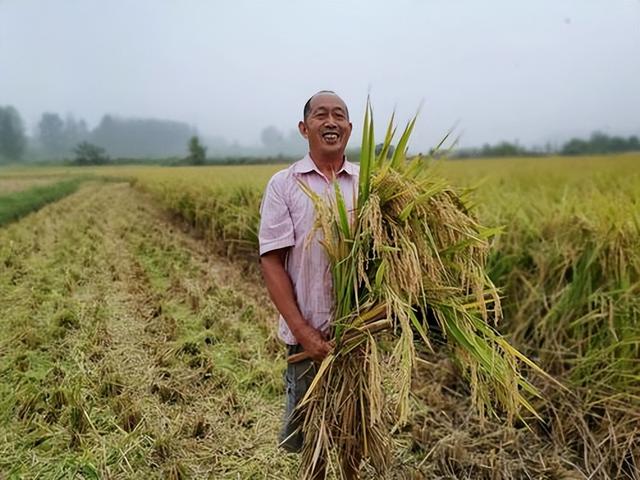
[
  {"left": 343, "top": 121, "right": 353, "bottom": 143},
  {"left": 298, "top": 121, "right": 308, "bottom": 139}
]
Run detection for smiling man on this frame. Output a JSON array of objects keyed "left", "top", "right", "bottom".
[{"left": 258, "top": 91, "right": 357, "bottom": 466}]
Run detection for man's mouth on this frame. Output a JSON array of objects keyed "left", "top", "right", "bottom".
[{"left": 322, "top": 132, "right": 340, "bottom": 144}]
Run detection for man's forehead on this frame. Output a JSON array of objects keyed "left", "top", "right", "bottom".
[{"left": 309, "top": 93, "right": 348, "bottom": 112}]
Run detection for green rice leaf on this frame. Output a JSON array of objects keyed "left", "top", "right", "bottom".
[
  {"left": 334, "top": 182, "right": 351, "bottom": 239},
  {"left": 358, "top": 99, "right": 373, "bottom": 209},
  {"left": 391, "top": 115, "right": 417, "bottom": 169}
]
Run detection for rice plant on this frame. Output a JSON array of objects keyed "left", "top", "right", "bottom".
[{"left": 295, "top": 101, "right": 554, "bottom": 478}]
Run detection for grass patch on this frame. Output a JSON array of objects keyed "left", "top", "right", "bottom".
[{"left": 0, "top": 177, "right": 87, "bottom": 226}]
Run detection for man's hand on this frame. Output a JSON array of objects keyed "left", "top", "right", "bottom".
[
  {"left": 297, "top": 325, "right": 332, "bottom": 362},
  {"left": 261, "top": 249, "right": 332, "bottom": 362}
]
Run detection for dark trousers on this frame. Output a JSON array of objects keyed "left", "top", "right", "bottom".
[{"left": 279, "top": 344, "right": 318, "bottom": 453}]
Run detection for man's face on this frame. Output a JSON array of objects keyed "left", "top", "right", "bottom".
[{"left": 299, "top": 94, "right": 352, "bottom": 157}]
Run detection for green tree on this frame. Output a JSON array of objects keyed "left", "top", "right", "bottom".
[
  {"left": 73, "top": 141, "right": 110, "bottom": 165},
  {"left": 0, "top": 106, "right": 27, "bottom": 161},
  {"left": 186, "top": 135, "right": 207, "bottom": 165}
]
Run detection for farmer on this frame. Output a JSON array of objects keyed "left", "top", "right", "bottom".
[{"left": 259, "top": 91, "right": 359, "bottom": 476}]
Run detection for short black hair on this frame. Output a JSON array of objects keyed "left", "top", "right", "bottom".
[{"left": 303, "top": 90, "right": 349, "bottom": 121}]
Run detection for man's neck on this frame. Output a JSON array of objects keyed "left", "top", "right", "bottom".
[{"left": 309, "top": 151, "right": 345, "bottom": 179}]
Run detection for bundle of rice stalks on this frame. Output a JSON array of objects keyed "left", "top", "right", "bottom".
[{"left": 296, "top": 101, "right": 553, "bottom": 478}]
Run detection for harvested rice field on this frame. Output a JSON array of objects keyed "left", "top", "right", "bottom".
[
  {"left": 0, "top": 153, "right": 639, "bottom": 479},
  {"left": 0, "top": 182, "right": 298, "bottom": 478}
]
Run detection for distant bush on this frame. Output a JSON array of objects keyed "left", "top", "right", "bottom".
[
  {"left": 455, "top": 141, "right": 536, "bottom": 159},
  {"left": 73, "top": 142, "right": 111, "bottom": 165}
]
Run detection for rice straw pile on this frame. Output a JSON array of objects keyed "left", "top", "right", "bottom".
[{"left": 296, "top": 101, "right": 552, "bottom": 478}]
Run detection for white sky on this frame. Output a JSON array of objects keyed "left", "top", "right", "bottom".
[{"left": 1, "top": 0, "right": 639, "bottom": 150}]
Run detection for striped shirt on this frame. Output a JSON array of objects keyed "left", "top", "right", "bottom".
[{"left": 259, "top": 154, "right": 359, "bottom": 345}]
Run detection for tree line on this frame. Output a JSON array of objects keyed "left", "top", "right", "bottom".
[
  {"left": 0, "top": 105, "right": 306, "bottom": 165},
  {"left": 454, "top": 132, "right": 640, "bottom": 158},
  {"left": 0, "top": 105, "right": 198, "bottom": 163},
  {"left": 1, "top": 104, "right": 638, "bottom": 165}
]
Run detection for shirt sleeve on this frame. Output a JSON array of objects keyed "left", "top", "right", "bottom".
[{"left": 259, "top": 172, "right": 295, "bottom": 255}]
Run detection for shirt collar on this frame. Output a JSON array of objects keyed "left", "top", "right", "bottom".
[{"left": 293, "top": 153, "right": 357, "bottom": 177}]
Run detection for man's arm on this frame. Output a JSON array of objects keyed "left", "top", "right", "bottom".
[{"left": 260, "top": 248, "right": 331, "bottom": 362}]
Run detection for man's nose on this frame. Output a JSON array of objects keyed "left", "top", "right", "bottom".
[{"left": 324, "top": 116, "right": 338, "bottom": 128}]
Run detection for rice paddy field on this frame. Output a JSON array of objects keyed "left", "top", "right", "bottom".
[{"left": 0, "top": 153, "right": 638, "bottom": 479}]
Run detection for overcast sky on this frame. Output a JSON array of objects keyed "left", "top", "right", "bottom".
[{"left": 1, "top": 0, "right": 639, "bottom": 150}]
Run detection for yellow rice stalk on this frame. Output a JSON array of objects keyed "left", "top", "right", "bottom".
[{"left": 297, "top": 100, "right": 555, "bottom": 478}]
